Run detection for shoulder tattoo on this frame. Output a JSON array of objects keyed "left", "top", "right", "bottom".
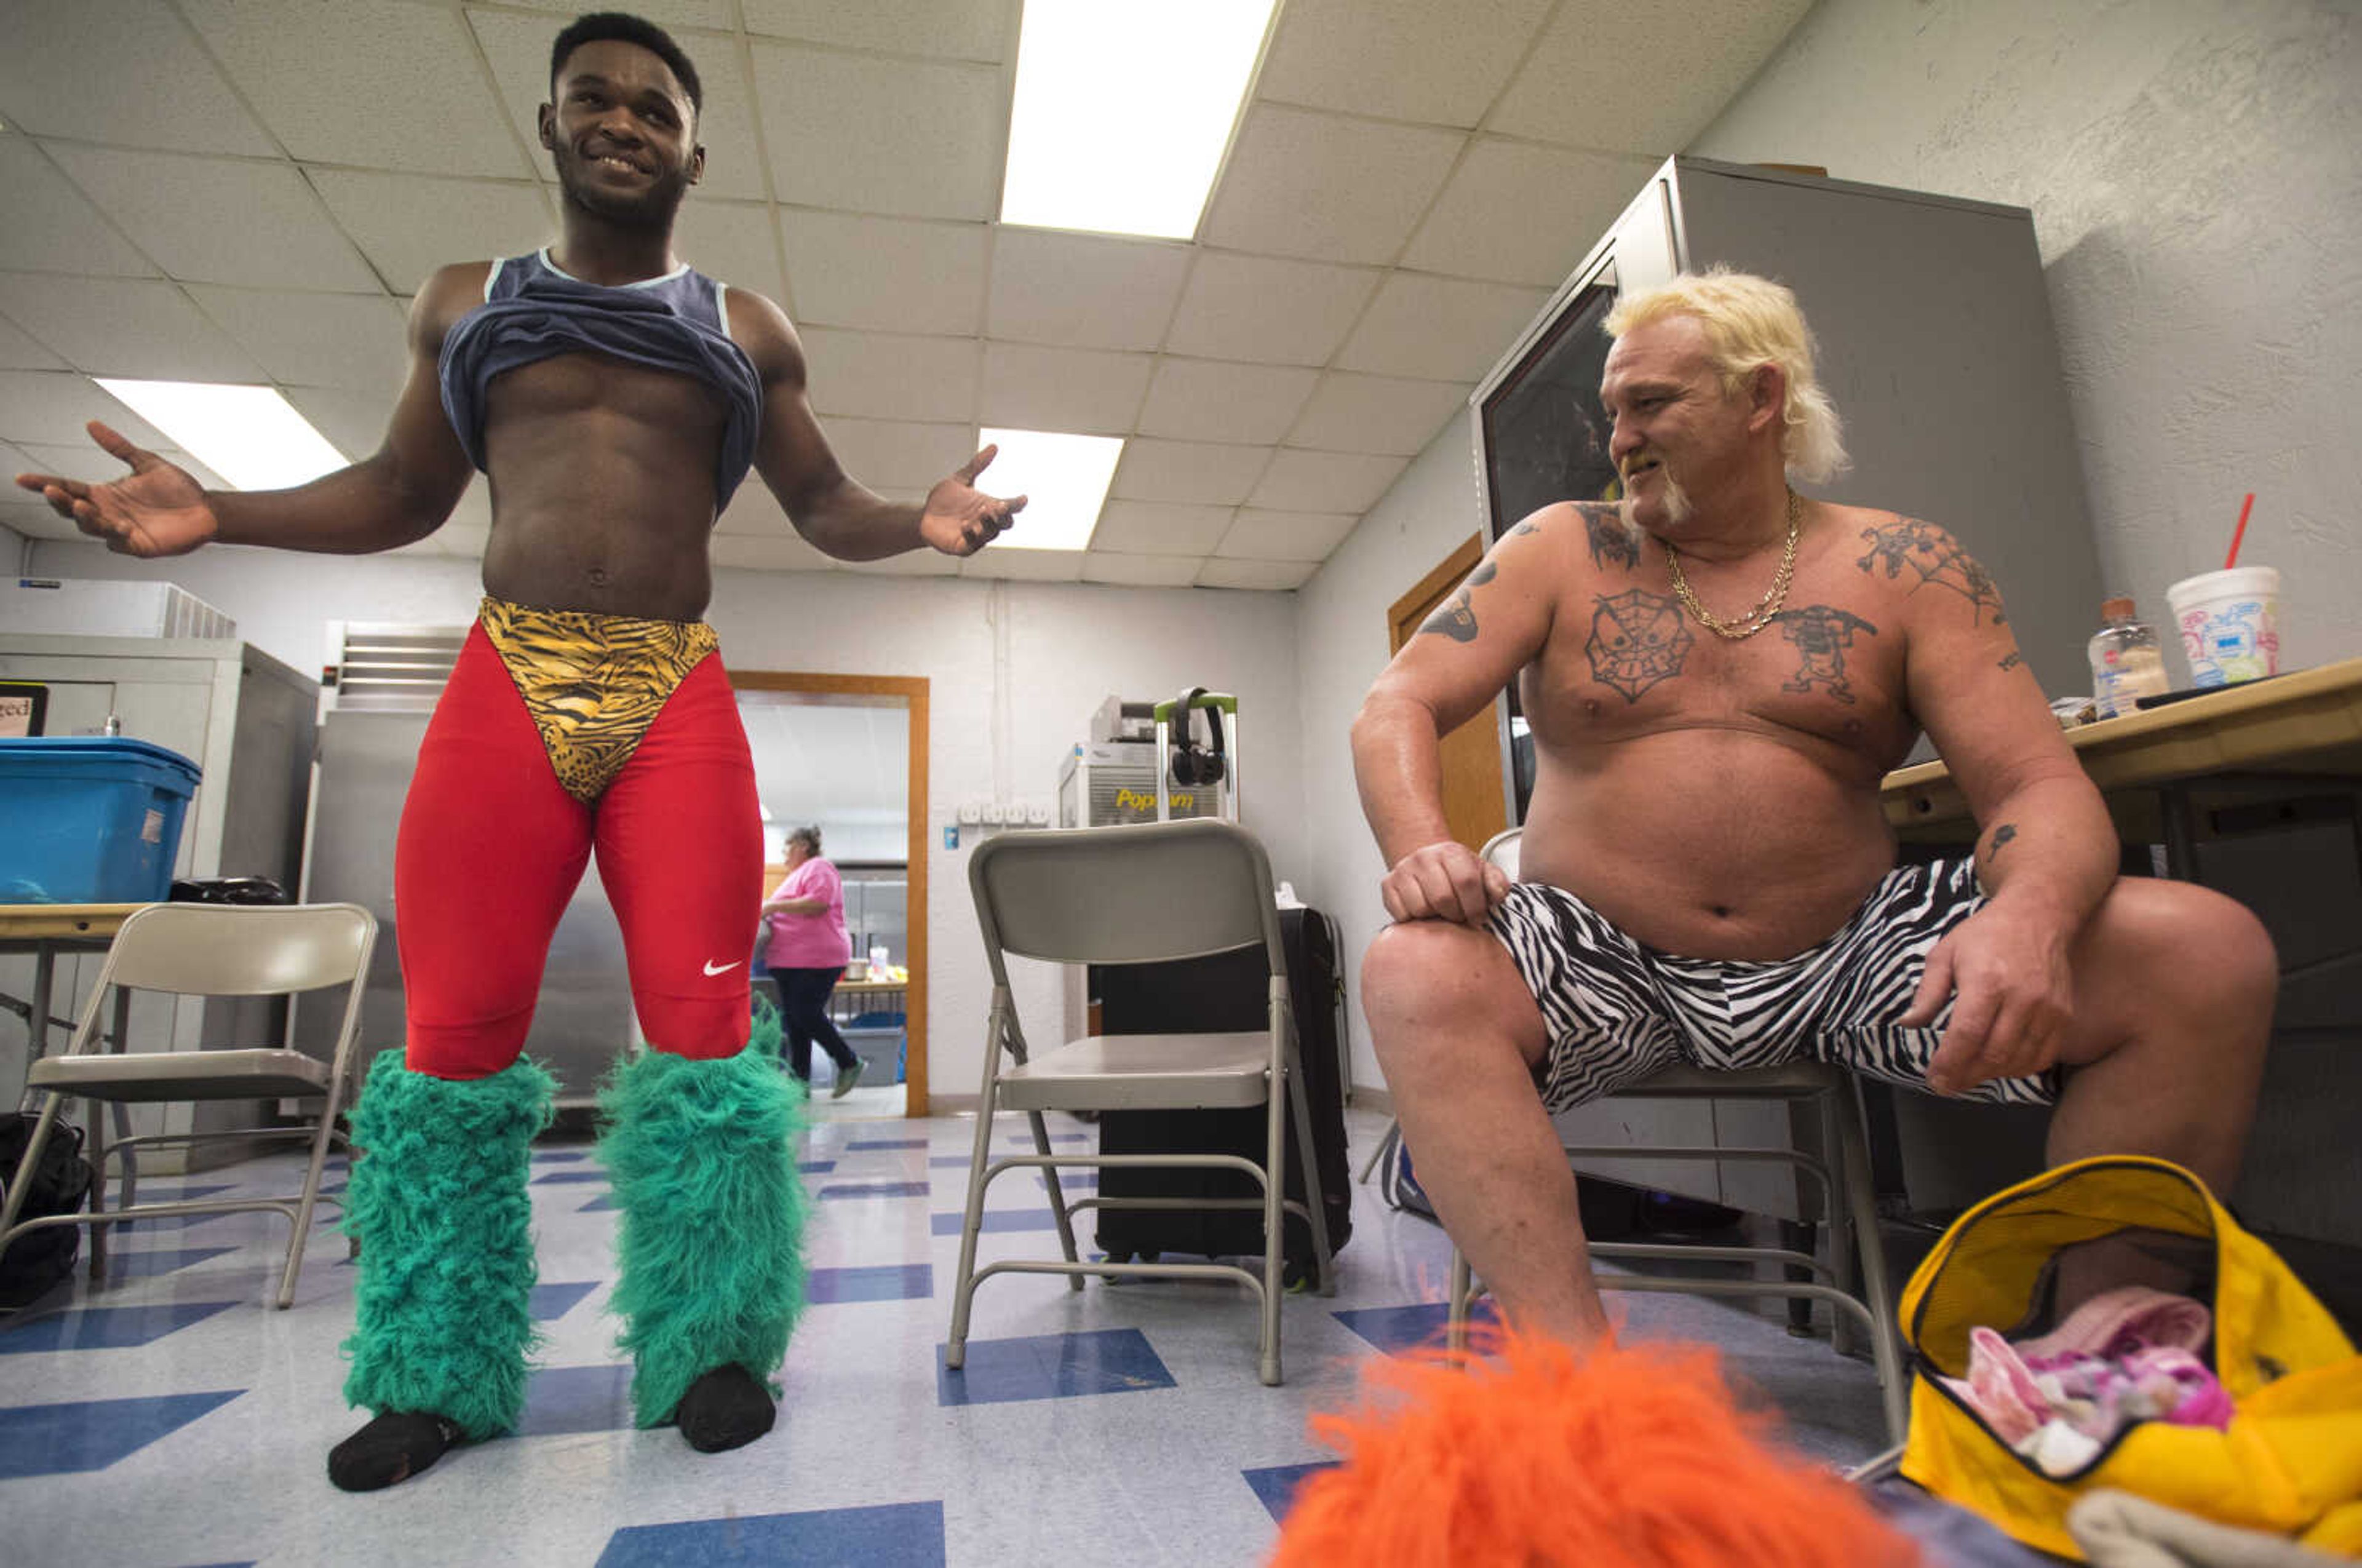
[
  {"left": 1772, "top": 604, "right": 1879, "bottom": 704},
  {"left": 1418, "top": 559, "right": 1497, "bottom": 644},
  {"left": 1585, "top": 588, "right": 1691, "bottom": 701},
  {"left": 1572, "top": 501, "right": 1640, "bottom": 571},
  {"left": 1855, "top": 518, "right": 2007, "bottom": 626}
]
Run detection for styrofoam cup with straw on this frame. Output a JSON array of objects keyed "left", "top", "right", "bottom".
[{"left": 2166, "top": 493, "right": 2278, "bottom": 688}]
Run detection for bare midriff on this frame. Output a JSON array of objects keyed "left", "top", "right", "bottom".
[{"left": 477, "top": 349, "right": 730, "bottom": 622}]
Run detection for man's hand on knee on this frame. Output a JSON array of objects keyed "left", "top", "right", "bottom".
[
  {"left": 1904, "top": 905, "right": 2075, "bottom": 1094},
  {"left": 1381, "top": 840, "right": 1511, "bottom": 926}
]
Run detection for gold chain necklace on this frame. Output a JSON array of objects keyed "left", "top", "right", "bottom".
[{"left": 1663, "top": 490, "right": 1802, "bottom": 640}]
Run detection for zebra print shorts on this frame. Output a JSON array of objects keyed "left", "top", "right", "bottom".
[{"left": 1486, "top": 860, "right": 2058, "bottom": 1112}]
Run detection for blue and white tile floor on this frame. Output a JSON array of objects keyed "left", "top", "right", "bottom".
[{"left": 0, "top": 1106, "right": 1887, "bottom": 1566}]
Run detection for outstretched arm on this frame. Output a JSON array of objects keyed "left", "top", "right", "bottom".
[
  {"left": 1353, "top": 507, "right": 1564, "bottom": 925},
  {"left": 1885, "top": 519, "right": 2117, "bottom": 1092},
  {"left": 733, "top": 290, "right": 1024, "bottom": 560},
  {"left": 14, "top": 267, "right": 480, "bottom": 556}
]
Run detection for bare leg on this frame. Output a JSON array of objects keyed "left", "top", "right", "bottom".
[
  {"left": 2046, "top": 878, "right": 2277, "bottom": 1191},
  {"left": 1362, "top": 920, "right": 1613, "bottom": 1344}
]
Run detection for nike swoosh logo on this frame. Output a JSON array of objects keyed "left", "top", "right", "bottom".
[{"left": 702, "top": 960, "right": 742, "bottom": 976}]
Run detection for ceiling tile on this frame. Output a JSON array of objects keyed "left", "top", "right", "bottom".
[
  {"left": 467, "top": 9, "right": 769, "bottom": 202},
  {"left": 740, "top": 0, "right": 1008, "bottom": 62},
  {"left": 1216, "top": 508, "right": 1361, "bottom": 561},
  {"left": 12, "top": 440, "right": 226, "bottom": 493},
  {"left": 0, "top": 274, "right": 262, "bottom": 382},
  {"left": 960, "top": 546, "right": 1082, "bottom": 582},
  {"left": 0, "top": 0, "right": 277, "bottom": 156},
  {"left": 47, "top": 145, "right": 379, "bottom": 292},
  {"left": 842, "top": 549, "right": 959, "bottom": 577},
  {"left": 675, "top": 199, "right": 790, "bottom": 304},
  {"left": 1082, "top": 552, "right": 1206, "bottom": 588},
  {"left": 0, "top": 371, "right": 172, "bottom": 451},
  {"left": 1110, "top": 440, "right": 1273, "bottom": 508},
  {"left": 1196, "top": 557, "right": 1316, "bottom": 591},
  {"left": 431, "top": 522, "right": 491, "bottom": 560},
  {"left": 1490, "top": 0, "right": 1813, "bottom": 154},
  {"left": 1336, "top": 273, "right": 1551, "bottom": 381},
  {"left": 0, "top": 141, "right": 158, "bottom": 279},
  {"left": 2, "top": 505, "right": 83, "bottom": 542},
  {"left": 796, "top": 327, "right": 979, "bottom": 423},
  {"left": 986, "top": 229, "right": 1194, "bottom": 352},
  {"left": 184, "top": 288, "right": 409, "bottom": 392},
  {"left": 1247, "top": 448, "right": 1407, "bottom": 514},
  {"left": 979, "top": 344, "right": 1152, "bottom": 437},
  {"left": 0, "top": 316, "right": 70, "bottom": 373},
  {"left": 488, "top": 0, "right": 736, "bottom": 28},
  {"left": 1163, "top": 253, "right": 1380, "bottom": 367},
  {"left": 308, "top": 172, "right": 555, "bottom": 294},
  {"left": 1290, "top": 372, "right": 1469, "bottom": 456},
  {"left": 814, "top": 418, "right": 979, "bottom": 494},
  {"left": 1090, "top": 501, "right": 1236, "bottom": 557},
  {"left": 751, "top": 42, "right": 1000, "bottom": 221},
  {"left": 1200, "top": 107, "right": 1465, "bottom": 265},
  {"left": 1400, "top": 141, "right": 1657, "bottom": 286},
  {"left": 179, "top": 0, "right": 533, "bottom": 178},
  {"left": 1257, "top": 0, "right": 1554, "bottom": 128},
  {"left": 777, "top": 210, "right": 987, "bottom": 336},
  {"left": 280, "top": 384, "right": 397, "bottom": 463},
  {"left": 1139, "top": 360, "right": 1319, "bottom": 445}
]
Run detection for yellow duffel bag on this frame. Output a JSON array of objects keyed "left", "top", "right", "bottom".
[{"left": 1898, "top": 1155, "right": 2362, "bottom": 1559}]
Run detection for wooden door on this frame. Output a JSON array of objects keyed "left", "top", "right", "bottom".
[{"left": 1386, "top": 535, "right": 1509, "bottom": 851}]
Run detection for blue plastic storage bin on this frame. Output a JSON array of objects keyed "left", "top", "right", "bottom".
[{"left": 0, "top": 738, "right": 202, "bottom": 904}]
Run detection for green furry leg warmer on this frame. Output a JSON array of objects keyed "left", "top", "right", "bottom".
[
  {"left": 598, "top": 1030, "right": 809, "bottom": 1428},
  {"left": 340, "top": 1050, "right": 554, "bottom": 1439}
]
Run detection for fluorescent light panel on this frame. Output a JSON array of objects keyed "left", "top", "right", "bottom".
[
  {"left": 93, "top": 380, "right": 346, "bottom": 491},
  {"left": 978, "top": 427, "right": 1122, "bottom": 552},
  {"left": 1000, "top": 0, "right": 1278, "bottom": 239}
]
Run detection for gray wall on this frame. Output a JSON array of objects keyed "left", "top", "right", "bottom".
[{"left": 1691, "top": 0, "right": 2361, "bottom": 669}]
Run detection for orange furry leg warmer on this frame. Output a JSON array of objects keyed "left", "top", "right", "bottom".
[{"left": 1270, "top": 1331, "right": 1918, "bottom": 1568}]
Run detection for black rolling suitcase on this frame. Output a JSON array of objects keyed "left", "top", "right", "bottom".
[{"left": 1091, "top": 906, "right": 1351, "bottom": 1283}]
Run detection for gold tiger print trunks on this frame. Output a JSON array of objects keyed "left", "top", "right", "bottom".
[{"left": 475, "top": 595, "right": 720, "bottom": 803}]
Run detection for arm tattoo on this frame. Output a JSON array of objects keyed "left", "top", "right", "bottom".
[
  {"left": 1585, "top": 588, "right": 1692, "bottom": 701},
  {"left": 1511, "top": 515, "right": 1541, "bottom": 536},
  {"left": 1417, "top": 559, "right": 1497, "bottom": 644},
  {"left": 1771, "top": 605, "right": 1879, "bottom": 704},
  {"left": 1998, "top": 650, "right": 2024, "bottom": 671},
  {"left": 1573, "top": 501, "right": 1640, "bottom": 571},
  {"left": 1986, "top": 822, "right": 2018, "bottom": 861},
  {"left": 1855, "top": 518, "right": 2008, "bottom": 626}
]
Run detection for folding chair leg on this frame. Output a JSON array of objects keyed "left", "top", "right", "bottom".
[
  {"left": 1029, "top": 1110, "right": 1083, "bottom": 1292},
  {"left": 0, "top": 1092, "right": 65, "bottom": 1243},
  {"left": 944, "top": 1001, "right": 1011, "bottom": 1371},
  {"left": 277, "top": 1095, "right": 343, "bottom": 1310},
  {"left": 84, "top": 1097, "right": 106, "bottom": 1281},
  {"left": 1259, "top": 1069, "right": 1286, "bottom": 1387},
  {"left": 1447, "top": 1249, "right": 1474, "bottom": 1354},
  {"left": 1831, "top": 1078, "right": 1908, "bottom": 1445},
  {"left": 1283, "top": 1049, "right": 1336, "bottom": 1297},
  {"left": 1357, "top": 1117, "right": 1399, "bottom": 1185}
]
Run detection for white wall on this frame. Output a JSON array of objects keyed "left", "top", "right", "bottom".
[
  {"left": 25, "top": 536, "right": 1304, "bottom": 1103},
  {"left": 1691, "top": 0, "right": 2361, "bottom": 669},
  {"left": 1291, "top": 424, "right": 1487, "bottom": 1096}
]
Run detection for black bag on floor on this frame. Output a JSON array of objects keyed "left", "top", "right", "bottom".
[
  {"left": 0, "top": 1113, "right": 93, "bottom": 1310},
  {"left": 1092, "top": 907, "right": 1351, "bottom": 1282}
]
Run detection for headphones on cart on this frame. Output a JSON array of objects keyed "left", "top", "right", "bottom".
[{"left": 1169, "top": 686, "right": 1228, "bottom": 788}]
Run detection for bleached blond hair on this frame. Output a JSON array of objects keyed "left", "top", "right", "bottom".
[{"left": 1605, "top": 269, "right": 1850, "bottom": 485}]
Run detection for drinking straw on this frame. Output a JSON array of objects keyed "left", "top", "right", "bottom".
[{"left": 2224, "top": 492, "right": 2255, "bottom": 570}]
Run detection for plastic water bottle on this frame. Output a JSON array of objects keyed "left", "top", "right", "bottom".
[{"left": 2088, "top": 596, "right": 2170, "bottom": 719}]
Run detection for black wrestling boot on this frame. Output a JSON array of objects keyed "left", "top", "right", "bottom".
[
  {"left": 674, "top": 1364, "right": 776, "bottom": 1453},
  {"left": 327, "top": 1410, "right": 465, "bottom": 1492}
]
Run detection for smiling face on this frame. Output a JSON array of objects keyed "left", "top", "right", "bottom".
[
  {"left": 541, "top": 38, "right": 703, "bottom": 230},
  {"left": 1599, "top": 313, "right": 1776, "bottom": 538}
]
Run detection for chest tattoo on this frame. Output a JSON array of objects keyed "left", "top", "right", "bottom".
[
  {"left": 1855, "top": 519, "right": 2007, "bottom": 626},
  {"left": 1772, "top": 604, "right": 1879, "bottom": 704},
  {"left": 1585, "top": 588, "right": 1692, "bottom": 701}
]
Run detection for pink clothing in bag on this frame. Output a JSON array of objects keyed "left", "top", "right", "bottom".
[{"left": 762, "top": 858, "right": 849, "bottom": 969}]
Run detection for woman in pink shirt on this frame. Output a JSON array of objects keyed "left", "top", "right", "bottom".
[{"left": 760, "top": 826, "right": 864, "bottom": 1097}]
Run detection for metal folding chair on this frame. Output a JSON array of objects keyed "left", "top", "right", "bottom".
[
  {"left": 944, "top": 819, "right": 1335, "bottom": 1386},
  {"left": 0, "top": 902, "right": 376, "bottom": 1309}
]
